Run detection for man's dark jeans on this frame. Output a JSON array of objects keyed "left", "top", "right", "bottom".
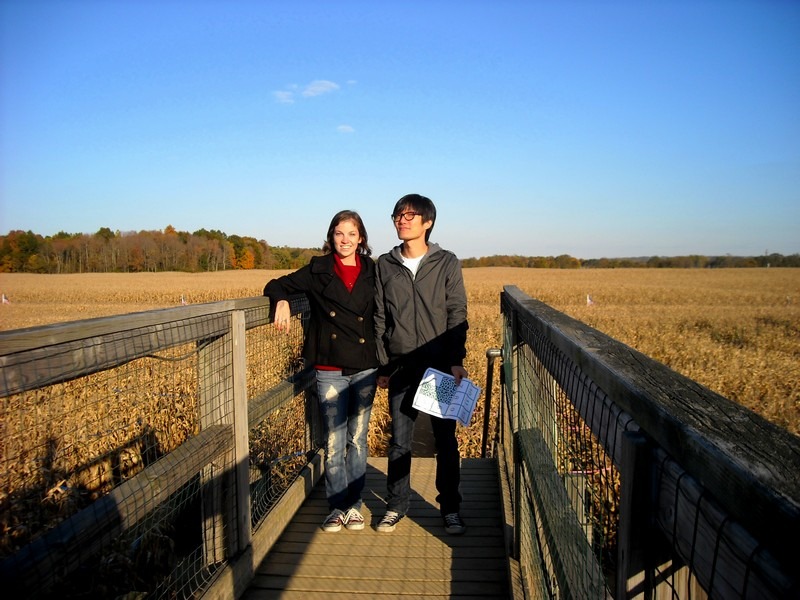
[{"left": 385, "top": 365, "right": 462, "bottom": 516}]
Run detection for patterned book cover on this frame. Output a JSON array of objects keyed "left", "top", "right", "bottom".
[{"left": 412, "top": 367, "right": 481, "bottom": 426}]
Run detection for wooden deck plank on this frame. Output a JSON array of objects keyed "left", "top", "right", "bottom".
[
  {"left": 254, "top": 562, "right": 505, "bottom": 582},
  {"left": 261, "top": 554, "right": 507, "bottom": 571},
  {"left": 244, "top": 456, "right": 511, "bottom": 598},
  {"left": 244, "top": 595, "right": 506, "bottom": 600},
  {"left": 247, "top": 575, "right": 507, "bottom": 595}
]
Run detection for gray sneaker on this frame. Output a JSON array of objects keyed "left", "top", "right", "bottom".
[
  {"left": 343, "top": 507, "right": 365, "bottom": 531},
  {"left": 321, "top": 508, "right": 346, "bottom": 532},
  {"left": 376, "top": 510, "right": 402, "bottom": 532}
]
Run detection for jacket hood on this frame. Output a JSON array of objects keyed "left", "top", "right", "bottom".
[{"left": 388, "top": 242, "right": 442, "bottom": 263}]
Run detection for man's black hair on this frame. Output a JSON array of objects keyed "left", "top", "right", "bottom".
[{"left": 393, "top": 193, "right": 436, "bottom": 242}]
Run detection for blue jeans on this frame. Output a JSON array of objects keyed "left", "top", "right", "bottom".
[
  {"left": 315, "top": 368, "right": 377, "bottom": 511},
  {"left": 386, "top": 365, "right": 462, "bottom": 516}
]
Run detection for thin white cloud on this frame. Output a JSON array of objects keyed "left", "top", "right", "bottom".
[
  {"left": 273, "top": 90, "right": 295, "bottom": 104},
  {"left": 274, "top": 79, "right": 343, "bottom": 104},
  {"left": 337, "top": 125, "right": 355, "bottom": 133},
  {"left": 302, "top": 80, "right": 340, "bottom": 97}
]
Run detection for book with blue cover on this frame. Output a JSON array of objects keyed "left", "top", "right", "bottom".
[{"left": 412, "top": 367, "right": 481, "bottom": 427}]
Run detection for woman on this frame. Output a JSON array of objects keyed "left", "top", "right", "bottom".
[{"left": 263, "top": 210, "right": 379, "bottom": 532}]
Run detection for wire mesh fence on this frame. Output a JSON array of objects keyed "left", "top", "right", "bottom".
[
  {"left": 499, "top": 285, "right": 799, "bottom": 600},
  {"left": 509, "top": 307, "right": 621, "bottom": 598},
  {"left": 0, "top": 296, "right": 314, "bottom": 599}
]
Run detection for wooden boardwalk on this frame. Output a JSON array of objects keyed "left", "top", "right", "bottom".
[{"left": 243, "top": 457, "right": 512, "bottom": 599}]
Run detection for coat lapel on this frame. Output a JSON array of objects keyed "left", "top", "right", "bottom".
[{"left": 316, "top": 254, "right": 374, "bottom": 314}]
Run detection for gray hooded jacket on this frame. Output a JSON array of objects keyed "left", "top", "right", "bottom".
[{"left": 374, "top": 242, "right": 468, "bottom": 374}]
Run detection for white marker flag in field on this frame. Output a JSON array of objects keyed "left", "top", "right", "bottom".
[{"left": 412, "top": 367, "right": 481, "bottom": 427}]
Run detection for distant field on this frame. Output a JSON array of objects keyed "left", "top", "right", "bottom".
[
  {"left": 1, "top": 268, "right": 798, "bottom": 434},
  {"left": 461, "top": 267, "right": 799, "bottom": 436}
]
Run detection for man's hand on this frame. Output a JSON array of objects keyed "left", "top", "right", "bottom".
[
  {"left": 450, "top": 365, "right": 468, "bottom": 387},
  {"left": 377, "top": 375, "right": 390, "bottom": 389},
  {"left": 273, "top": 300, "right": 291, "bottom": 333}
]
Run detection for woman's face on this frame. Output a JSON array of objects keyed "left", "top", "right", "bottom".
[{"left": 332, "top": 219, "right": 362, "bottom": 261}]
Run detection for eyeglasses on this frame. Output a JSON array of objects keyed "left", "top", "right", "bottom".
[{"left": 391, "top": 211, "right": 421, "bottom": 222}]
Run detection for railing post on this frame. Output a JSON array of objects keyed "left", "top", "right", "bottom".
[
  {"left": 198, "top": 326, "right": 232, "bottom": 565},
  {"left": 617, "top": 430, "right": 653, "bottom": 599},
  {"left": 507, "top": 304, "right": 519, "bottom": 434},
  {"left": 506, "top": 301, "right": 522, "bottom": 563},
  {"left": 231, "top": 310, "right": 253, "bottom": 554},
  {"left": 482, "top": 348, "right": 502, "bottom": 458},
  {"left": 198, "top": 311, "right": 253, "bottom": 568}
]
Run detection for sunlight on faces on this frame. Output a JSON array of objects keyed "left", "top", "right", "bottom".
[
  {"left": 333, "top": 220, "right": 362, "bottom": 263},
  {"left": 392, "top": 211, "right": 432, "bottom": 243}
]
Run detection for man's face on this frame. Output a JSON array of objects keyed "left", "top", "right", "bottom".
[{"left": 392, "top": 208, "right": 432, "bottom": 241}]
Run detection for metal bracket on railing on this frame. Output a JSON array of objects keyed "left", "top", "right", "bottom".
[{"left": 482, "top": 348, "right": 503, "bottom": 458}]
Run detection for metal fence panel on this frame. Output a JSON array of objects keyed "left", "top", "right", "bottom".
[{"left": 0, "top": 296, "right": 314, "bottom": 599}]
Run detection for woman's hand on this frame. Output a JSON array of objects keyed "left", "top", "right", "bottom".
[{"left": 273, "top": 300, "right": 292, "bottom": 333}]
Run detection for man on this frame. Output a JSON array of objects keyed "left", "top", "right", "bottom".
[{"left": 374, "top": 193, "right": 469, "bottom": 535}]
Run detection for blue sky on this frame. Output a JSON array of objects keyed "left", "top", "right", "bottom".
[{"left": 1, "top": 0, "right": 798, "bottom": 260}]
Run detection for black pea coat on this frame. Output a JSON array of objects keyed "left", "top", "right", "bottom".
[{"left": 263, "top": 253, "right": 379, "bottom": 373}]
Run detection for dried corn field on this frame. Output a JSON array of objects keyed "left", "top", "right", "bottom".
[
  {"left": 1, "top": 269, "right": 797, "bottom": 572},
  {"left": 1, "top": 268, "right": 798, "bottom": 440},
  {"left": 2, "top": 267, "right": 795, "bottom": 599},
  {"left": 473, "top": 267, "right": 800, "bottom": 437}
]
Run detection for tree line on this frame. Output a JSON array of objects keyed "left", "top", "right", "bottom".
[
  {"left": 0, "top": 227, "right": 321, "bottom": 273},
  {"left": 463, "top": 253, "right": 800, "bottom": 269},
  {"left": 1, "top": 227, "right": 797, "bottom": 273}
]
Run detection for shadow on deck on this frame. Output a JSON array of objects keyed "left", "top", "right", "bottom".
[{"left": 243, "top": 456, "right": 512, "bottom": 599}]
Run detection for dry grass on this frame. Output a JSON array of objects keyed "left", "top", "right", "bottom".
[
  {"left": 461, "top": 267, "right": 800, "bottom": 436},
  {"left": 0, "top": 271, "right": 292, "bottom": 329},
  {"left": 1, "top": 267, "right": 798, "bottom": 439}
]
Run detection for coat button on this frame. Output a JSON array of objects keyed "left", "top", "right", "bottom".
[
  {"left": 359, "top": 338, "right": 365, "bottom": 344},
  {"left": 329, "top": 311, "right": 336, "bottom": 317},
  {"left": 331, "top": 333, "right": 337, "bottom": 340},
  {"left": 357, "top": 316, "right": 364, "bottom": 322}
]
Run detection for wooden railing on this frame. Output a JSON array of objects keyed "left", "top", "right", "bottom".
[
  {"left": 0, "top": 296, "right": 319, "bottom": 599},
  {"left": 496, "top": 285, "right": 799, "bottom": 599}
]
